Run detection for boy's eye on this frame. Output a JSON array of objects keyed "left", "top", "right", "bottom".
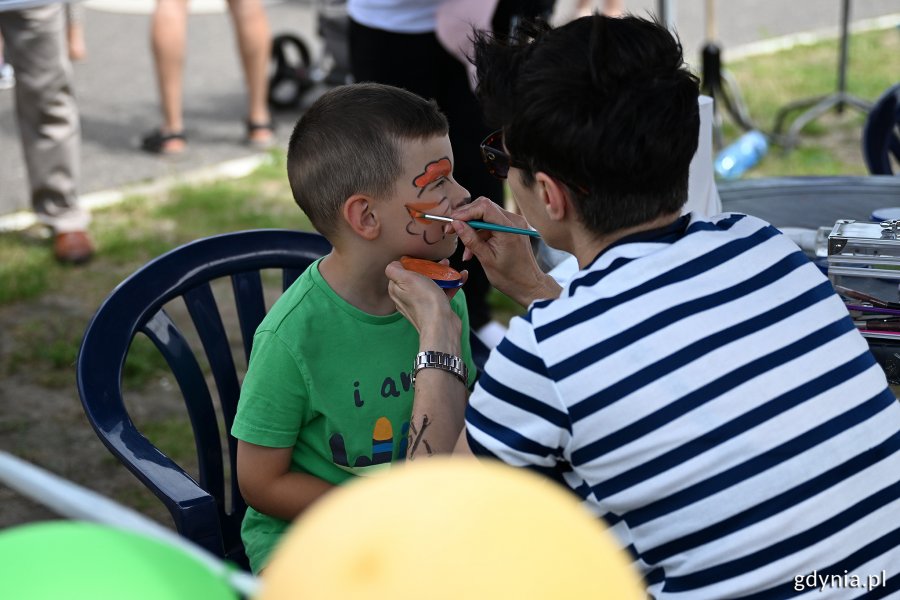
[{"left": 431, "top": 178, "right": 446, "bottom": 189}]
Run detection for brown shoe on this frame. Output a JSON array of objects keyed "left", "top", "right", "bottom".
[{"left": 54, "top": 231, "right": 95, "bottom": 264}]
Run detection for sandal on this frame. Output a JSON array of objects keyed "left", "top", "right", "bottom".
[
  {"left": 141, "top": 129, "right": 186, "bottom": 155},
  {"left": 246, "top": 121, "right": 275, "bottom": 150}
]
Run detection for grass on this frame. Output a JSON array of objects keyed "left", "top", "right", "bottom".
[
  {"left": 0, "top": 151, "right": 312, "bottom": 389},
  {"left": 140, "top": 418, "right": 198, "bottom": 467},
  {"left": 0, "top": 246, "right": 49, "bottom": 304},
  {"left": 718, "top": 25, "right": 900, "bottom": 176},
  {"left": 0, "top": 26, "right": 897, "bottom": 392}
]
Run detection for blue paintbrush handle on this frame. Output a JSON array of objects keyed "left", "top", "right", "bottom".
[
  {"left": 467, "top": 220, "right": 541, "bottom": 238},
  {"left": 416, "top": 212, "right": 541, "bottom": 238}
]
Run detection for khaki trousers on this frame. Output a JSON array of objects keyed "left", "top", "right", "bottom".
[{"left": 0, "top": 4, "right": 89, "bottom": 232}]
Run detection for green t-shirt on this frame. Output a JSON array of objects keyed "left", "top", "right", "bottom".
[{"left": 232, "top": 257, "right": 474, "bottom": 572}]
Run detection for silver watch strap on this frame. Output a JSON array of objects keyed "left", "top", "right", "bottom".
[{"left": 412, "top": 350, "right": 468, "bottom": 386}]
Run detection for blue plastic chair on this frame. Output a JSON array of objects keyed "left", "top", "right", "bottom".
[
  {"left": 76, "top": 229, "right": 330, "bottom": 570},
  {"left": 76, "top": 228, "right": 490, "bottom": 570},
  {"left": 862, "top": 83, "right": 900, "bottom": 175}
]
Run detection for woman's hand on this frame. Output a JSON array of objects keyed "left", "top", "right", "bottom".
[{"left": 451, "top": 197, "right": 561, "bottom": 306}]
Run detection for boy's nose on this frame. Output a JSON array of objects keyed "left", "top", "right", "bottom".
[{"left": 451, "top": 183, "right": 471, "bottom": 209}]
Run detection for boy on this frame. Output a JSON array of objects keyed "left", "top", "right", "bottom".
[{"left": 232, "top": 83, "right": 477, "bottom": 574}]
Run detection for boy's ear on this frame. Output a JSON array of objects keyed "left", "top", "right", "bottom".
[
  {"left": 342, "top": 194, "right": 380, "bottom": 240},
  {"left": 534, "top": 172, "right": 570, "bottom": 222}
]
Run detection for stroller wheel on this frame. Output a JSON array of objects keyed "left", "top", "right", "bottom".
[{"left": 268, "top": 33, "right": 314, "bottom": 109}]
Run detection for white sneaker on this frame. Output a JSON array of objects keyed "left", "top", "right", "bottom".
[{"left": 0, "top": 63, "right": 14, "bottom": 91}]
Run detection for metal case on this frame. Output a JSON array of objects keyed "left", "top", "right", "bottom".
[
  {"left": 828, "top": 219, "right": 900, "bottom": 277},
  {"left": 828, "top": 219, "right": 900, "bottom": 344}
]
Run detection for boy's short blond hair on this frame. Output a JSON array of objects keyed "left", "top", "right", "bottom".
[{"left": 287, "top": 83, "right": 449, "bottom": 238}]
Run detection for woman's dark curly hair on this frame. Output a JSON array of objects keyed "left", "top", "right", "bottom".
[{"left": 474, "top": 15, "right": 700, "bottom": 235}]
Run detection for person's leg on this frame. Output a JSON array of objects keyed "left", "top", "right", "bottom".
[
  {"left": 65, "top": 3, "right": 86, "bottom": 61},
  {"left": 552, "top": 0, "right": 622, "bottom": 24},
  {"left": 348, "top": 19, "right": 438, "bottom": 99},
  {"left": 603, "top": 0, "right": 625, "bottom": 16},
  {"left": 226, "top": 0, "right": 272, "bottom": 146},
  {"left": 148, "top": 0, "right": 188, "bottom": 151},
  {"left": 493, "top": 0, "right": 555, "bottom": 35},
  {"left": 0, "top": 29, "right": 14, "bottom": 90},
  {"left": 0, "top": 6, "right": 93, "bottom": 262}
]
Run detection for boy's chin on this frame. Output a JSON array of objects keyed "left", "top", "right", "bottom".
[
  {"left": 402, "top": 252, "right": 452, "bottom": 263},
  {"left": 406, "top": 241, "right": 457, "bottom": 262}
]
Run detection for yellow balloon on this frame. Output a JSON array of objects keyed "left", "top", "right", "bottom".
[{"left": 257, "top": 457, "right": 644, "bottom": 599}]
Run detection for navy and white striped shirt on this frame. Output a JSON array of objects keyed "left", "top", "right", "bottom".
[{"left": 467, "top": 213, "right": 900, "bottom": 598}]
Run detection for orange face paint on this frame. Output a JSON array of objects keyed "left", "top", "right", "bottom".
[
  {"left": 412, "top": 157, "right": 452, "bottom": 197},
  {"left": 405, "top": 157, "right": 454, "bottom": 243},
  {"left": 405, "top": 201, "right": 441, "bottom": 225}
]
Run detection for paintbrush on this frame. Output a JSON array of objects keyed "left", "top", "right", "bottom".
[{"left": 407, "top": 208, "right": 540, "bottom": 238}]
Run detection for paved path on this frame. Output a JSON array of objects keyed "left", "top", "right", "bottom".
[
  {"left": 0, "top": 0, "right": 897, "bottom": 223},
  {"left": 0, "top": 0, "right": 320, "bottom": 223}
]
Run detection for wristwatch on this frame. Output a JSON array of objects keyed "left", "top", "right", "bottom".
[{"left": 412, "top": 350, "right": 468, "bottom": 386}]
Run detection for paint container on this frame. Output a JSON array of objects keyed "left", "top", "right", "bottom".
[{"left": 400, "top": 256, "right": 463, "bottom": 299}]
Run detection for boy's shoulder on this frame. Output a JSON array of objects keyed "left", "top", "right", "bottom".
[{"left": 257, "top": 259, "right": 326, "bottom": 334}]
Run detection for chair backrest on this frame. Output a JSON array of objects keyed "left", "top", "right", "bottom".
[
  {"left": 77, "top": 228, "right": 490, "bottom": 570},
  {"left": 862, "top": 83, "right": 900, "bottom": 175},
  {"left": 77, "top": 229, "right": 331, "bottom": 570}
]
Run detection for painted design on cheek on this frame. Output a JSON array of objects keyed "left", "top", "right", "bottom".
[
  {"left": 405, "top": 157, "right": 454, "bottom": 246},
  {"left": 405, "top": 199, "right": 449, "bottom": 245},
  {"left": 406, "top": 201, "right": 441, "bottom": 225},
  {"left": 412, "top": 157, "right": 452, "bottom": 198}
]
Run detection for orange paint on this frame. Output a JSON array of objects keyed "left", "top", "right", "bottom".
[
  {"left": 400, "top": 256, "right": 461, "bottom": 283},
  {"left": 412, "top": 157, "right": 452, "bottom": 198},
  {"left": 405, "top": 202, "right": 441, "bottom": 225}
]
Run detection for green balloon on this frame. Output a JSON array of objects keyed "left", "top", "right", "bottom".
[{"left": 0, "top": 521, "right": 237, "bottom": 600}]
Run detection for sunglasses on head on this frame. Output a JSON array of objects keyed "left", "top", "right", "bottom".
[{"left": 479, "top": 129, "right": 589, "bottom": 195}]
